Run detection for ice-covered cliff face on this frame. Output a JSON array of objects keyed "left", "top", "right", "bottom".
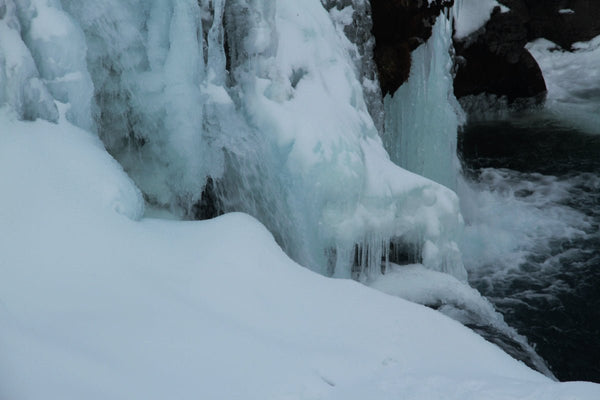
[{"left": 0, "top": 0, "right": 465, "bottom": 280}]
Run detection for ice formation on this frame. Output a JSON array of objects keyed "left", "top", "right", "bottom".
[
  {"left": 0, "top": 0, "right": 467, "bottom": 281},
  {"left": 4, "top": 0, "right": 600, "bottom": 394},
  {"left": 382, "top": 13, "right": 464, "bottom": 192},
  {"left": 0, "top": 1, "right": 58, "bottom": 122},
  {"left": 369, "top": 263, "right": 555, "bottom": 377}
]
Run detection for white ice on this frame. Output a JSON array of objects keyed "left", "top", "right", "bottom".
[
  {"left": 221, "top": 0, "right": 465, "bottom": 278},
  {"left": 369, "top": 261, "right": 557, "bottom": 377},
  {"left": 0, "top": 0, "right": 58, "bottom": 122},
  {"left": 9, "top": 0, "right": 465, "bottom": 280},
  {"left": 383, "top": 14, "right": 464, "bottom": 192}
]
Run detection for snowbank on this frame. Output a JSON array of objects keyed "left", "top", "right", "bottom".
[{"left": 1, "top": 111, "right": 599, "bottom": 399}]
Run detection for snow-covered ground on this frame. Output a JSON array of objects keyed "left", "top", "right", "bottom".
[
  {"left": 527, "top": 35, "right": 600, "bottom": 134},
  {"left": 1, "top": 109, "right": 599, "bottom": 399}
]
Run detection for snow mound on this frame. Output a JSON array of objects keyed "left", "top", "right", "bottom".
[
  {"left": 0, "top": 105, "right": 143, "bottom": 220},
  {"left": 1, "top": 109, "right": 600, "bottom": 400}
]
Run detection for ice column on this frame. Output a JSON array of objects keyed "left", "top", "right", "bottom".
[
  {"left": 382, "top": 13, "right": 464, "bottom": 191},
  {"left": 0, "top": 0, "right": 58, "bottom": 122},
  {"left": 13, "top": 0, "right": 95, "bottom": 131}
]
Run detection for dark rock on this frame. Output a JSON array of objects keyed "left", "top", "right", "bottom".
[
  {"left": 371, "top": 0, "right": 454, "bottom": 96},
  {"left": 454, "top": 7, "right": 546, "bottom": 100},
  {"left": 501, "top": 0, "right": 600, "bottom": 50},
  {"left": 192, "top": 177, "right": 223, "bottom": 220},
  {"left": 454, "top": 0, "right": 600, "bottom": 101}
]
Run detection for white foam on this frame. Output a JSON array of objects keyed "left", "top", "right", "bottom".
[
  {"left": 527, "top": 36, "right": 600, "bottom": 134},
  {"left": 459, "top": 170, "right": 593, "bottom": 283}
]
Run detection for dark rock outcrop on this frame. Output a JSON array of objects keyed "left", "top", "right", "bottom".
[
  {"left": 453, "top": 6, "right": 547, "bottom": 101},
  {"left": 371, "top": 0, "right": 454, "bottom": 96},
  {"left": 453, "top": 0, "right": 600, "bottom": 101},
  {"left": 501, "top": 0, "right": 600, "bottom": 50}
]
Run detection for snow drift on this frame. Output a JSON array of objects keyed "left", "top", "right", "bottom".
[{"left": 1, "top": 107, "right": 599, "bottom": 399}]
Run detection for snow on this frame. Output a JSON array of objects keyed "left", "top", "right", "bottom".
[
  {"left": 454, "top": 0, "right": 509, "bottom": 40},
  {"left": 368, "top": 263, "right": 555, "bottom": 377},
  {"left": 2, "top": 109, "right": 600, "bottom": 399},
  {"left": 3, "top": 1, "right": 600, "bottom": 397},
  {"left": 558, "top": 9, "right": 575, "bottom": 15},
  {"left": 527, "top": 35, "right": 600, "bottom": 134}
]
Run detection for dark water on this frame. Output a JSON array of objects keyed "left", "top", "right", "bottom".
[{"left": 459, "top": 117, "right": 600, "bottom": 382}]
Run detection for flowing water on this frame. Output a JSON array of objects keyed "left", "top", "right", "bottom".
[{"left": 459, "top": 113, "right": 600, "bottom": 382}]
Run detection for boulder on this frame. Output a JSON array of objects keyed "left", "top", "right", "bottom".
[
  {"left": 503, "top": 0, "right": 600, "bottom": 50},
  {"left": 370, "top": 0, "right": 454, "bottom": 96},
  {"left": 453, "top": 6, "right": 547, "bottom": 100},
  {"left": 453, "top": 0, "right": 600, "bottom": 101}
]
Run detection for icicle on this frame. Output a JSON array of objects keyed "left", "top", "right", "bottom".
[{"left": 382, "top": 14, "right": 465, "bottom": 191}]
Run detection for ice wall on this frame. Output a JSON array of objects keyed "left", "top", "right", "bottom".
[
  {"left": 223, "top": 0, "right": 465, "bottom": 279},
  {"left": 382, "top": 13, "right": 464, "bottom": 191},
  {"left": 321, "top": 0, "right": 384, "bottom": 132},
  {"left": 59, "top": 0, "right": 229, "bottom": 208},
  {"left": 0, "top": 0, "right": 58, "bottom": 122},
  {"left": 0, "top": 0, "right": 466, "bottom": 281}
]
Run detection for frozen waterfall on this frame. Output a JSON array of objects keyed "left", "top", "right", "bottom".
[
  {"left": 382, "top": 12, "right": 464, "bottom": 191},
  {"left": 0, "top": 0, "right": 469, "bottom": 281}
]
